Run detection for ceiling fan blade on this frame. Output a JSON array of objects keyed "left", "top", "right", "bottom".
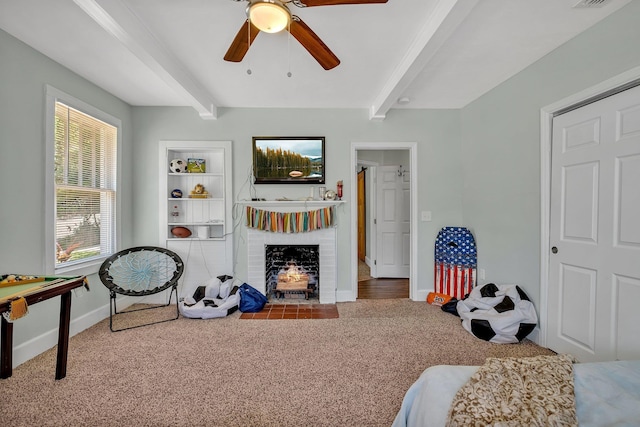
[
  {"left": 224, "top": 20, "right": 260, "bottom": 62},
  {"left": 294, "top": 0, "right": 388, "bottom": 7},
  {"left": 288, "top": 17, "right": 340, "bottom": 70}
]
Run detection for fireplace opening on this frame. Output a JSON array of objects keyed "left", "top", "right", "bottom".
[{"left": 265, "top": 245, "right": 319, "bottom": 302}]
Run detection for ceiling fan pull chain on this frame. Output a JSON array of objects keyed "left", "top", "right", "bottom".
[
  {"left": 287, "top": 19, "right": 292, "bottom": 77},
  {"left": 246, "top": 19, "right": 253, "bottom": 75}
]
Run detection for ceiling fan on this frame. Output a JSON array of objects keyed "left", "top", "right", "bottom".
[{"left": 224, "top": 0, "right": 389, "bottom": 70}]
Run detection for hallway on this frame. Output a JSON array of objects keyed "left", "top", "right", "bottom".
[{"left": 357, "top": 260, "right": 409, "bottom": 299}]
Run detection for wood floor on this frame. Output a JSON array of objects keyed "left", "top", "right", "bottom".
[
  {"left": 358, "top": 278, "right": 409, "bottom": 299},
  {"left": 357, "top": 260, "right": 409, "bottom": 299}
]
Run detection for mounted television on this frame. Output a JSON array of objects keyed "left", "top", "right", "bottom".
[{"left": 252, "top": 136, "right": 325, "bottom": 184}]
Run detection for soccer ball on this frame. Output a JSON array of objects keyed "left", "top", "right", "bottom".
[
  {"left": 170, "top": 158, "right": 187, "bottom": 173},
  {"left": 457, "top": 283, "right": 537, "bottom": 344}
]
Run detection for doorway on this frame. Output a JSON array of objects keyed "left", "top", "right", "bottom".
[{"left": 350, "top": 143, "right": 418, "bottom": 300}]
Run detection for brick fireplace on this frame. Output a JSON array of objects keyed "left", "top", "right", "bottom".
[{"left": 246, "top": 214, "right": 337, "bottom": 304}]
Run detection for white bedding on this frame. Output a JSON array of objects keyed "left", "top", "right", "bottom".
[{"left": 392, "top": 360, "right": 640, "bottom": 427}]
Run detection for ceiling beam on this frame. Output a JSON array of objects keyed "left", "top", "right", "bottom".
[
  {"left": 73, "top": 0, "right": 219, "bottom": 119},
  {"left": 368, "top": 0, "right": 479, "bottom": 121}
]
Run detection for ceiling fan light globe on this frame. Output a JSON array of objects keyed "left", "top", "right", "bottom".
[{"left": 248, "top": 1, "right": 290, "bottom": 33}]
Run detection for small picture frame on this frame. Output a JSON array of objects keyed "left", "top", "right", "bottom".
[{"left": 187, "top": 158, "right": 206, "bottom": 173}]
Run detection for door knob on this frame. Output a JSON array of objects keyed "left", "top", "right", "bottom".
[{"left": 551, "top": 246, "right": 558, "bottom": 254}]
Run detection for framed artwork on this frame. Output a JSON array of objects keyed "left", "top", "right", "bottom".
[
  {"left": 252, "top": 136, "right": 325, "bottom": 184},
  {"left": 187, "top": 158, "right": 206, "bottom": 173}
]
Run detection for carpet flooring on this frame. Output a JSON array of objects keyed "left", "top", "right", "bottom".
[{"left": 0, "top": 299, "right": 555, "bottom": 426}]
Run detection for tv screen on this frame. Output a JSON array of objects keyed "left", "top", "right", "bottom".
[{"left": 252, "top": 136, "right": 325, "bottom": 184}]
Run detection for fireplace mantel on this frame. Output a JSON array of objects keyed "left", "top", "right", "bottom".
[{"left": 237, "top": 200, "right": 345, "bottom": 211}]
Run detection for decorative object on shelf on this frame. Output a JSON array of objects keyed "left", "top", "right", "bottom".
[
  {"left": 187, "top": 158, "right": 206, "bottom": 173},
  {"left": 171, "top": 226, "right": 192, "bottom": 238},
  {"left": 246, "top": 205, "right": 335, "bottom": 233},
  {"left": 252, "top": 136, "right": 325, "bottom": 184},
  {"left": 171, "top": 188, "right": 183, "bottom": 198},
  {"left": 337, "top": 180, "right": 343, "bottom": 200},
  {"left": 189, "top": 183, "right": 209, "bottom": 198},
  {"left": 324, "top": 189, "right": 337, "bottom": 201},
  {"left": 197, "top": 225, "right": 210, "bottom": 239},
  {"left": 169, "top": 158, "right": 188, "bottom": 173},
  {"left": 318, "top": 186, "right": 326, "bottom": 200},
  {"left": 171, "top": 205, "right": 180, "bottom": 219}
]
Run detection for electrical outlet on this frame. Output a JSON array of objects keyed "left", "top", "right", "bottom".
[{"left": 479, "top": 269, "right": 486, "bottom": 280}]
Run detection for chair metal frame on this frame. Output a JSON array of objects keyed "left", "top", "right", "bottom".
[{"left": 98, "top": 246, "right": 184, "bottom": 332}]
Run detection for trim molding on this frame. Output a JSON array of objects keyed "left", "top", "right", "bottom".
[{"left": 350, "top": 142, "right": 418, "bottom": 301}]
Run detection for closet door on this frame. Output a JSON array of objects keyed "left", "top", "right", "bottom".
[{"left": 547, "top": 84, "right": 640, "bottom": 362}]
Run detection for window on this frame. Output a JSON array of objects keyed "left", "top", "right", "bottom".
[{"left": 46, "top": 87, "right": 119, "bottom": 273}]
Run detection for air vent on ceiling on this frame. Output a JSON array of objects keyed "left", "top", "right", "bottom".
[{"left": 573, "top": 0, "right": 611, "bottom": 8}]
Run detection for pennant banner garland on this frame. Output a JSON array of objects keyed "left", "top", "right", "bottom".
[{"left": 246, "top": 206, "right": 336, "bottom": 233}]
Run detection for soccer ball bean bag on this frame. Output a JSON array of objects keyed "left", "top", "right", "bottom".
[
  {"left": 456, "top": 283, "right": 537, "bottom": 344},
  {"left": 179, "top": 276, "right": 241, "bottom": 319}
]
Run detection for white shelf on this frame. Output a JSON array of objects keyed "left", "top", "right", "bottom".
[
  {"left": 168, "top": 198, "right": 224, "bottom": 201},
  {"left": 168, "top": 172, "right": 223, "bottom": 176},
  {"left": 168, "top": 222, "right": 224, "bottom": 226},
  {"left": 236, "top": 200, "right": 345, "bottom": 211}
]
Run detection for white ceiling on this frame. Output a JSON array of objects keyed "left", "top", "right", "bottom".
[{"left": 0, "top": 0, "right": 631, "bottom": 119}]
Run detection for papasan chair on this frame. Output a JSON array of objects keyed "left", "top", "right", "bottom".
[{"left": 99, "top": 246, "right": 184, "bottom": 332}]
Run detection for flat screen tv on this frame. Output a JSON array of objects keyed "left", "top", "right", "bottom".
[{"left": 252, "top": 136, "right": 325, "bottom": 184}]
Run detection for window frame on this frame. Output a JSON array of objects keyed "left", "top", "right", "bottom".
[{"left": 45, "top": 86, "right": 122, "bottom": 276}]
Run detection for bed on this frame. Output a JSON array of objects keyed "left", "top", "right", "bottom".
[{"left": 392, "top": 358, "right": 640, "bottom": 427}]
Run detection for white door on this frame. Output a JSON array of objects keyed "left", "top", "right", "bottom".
[
  {"left": 375, "top": 166, "right": 410, "bottom": 278},
  {"left": 548, "top": 84, "right": 640, "bottom": 362}
]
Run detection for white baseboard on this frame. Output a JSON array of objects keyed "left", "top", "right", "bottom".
[
  {"left": 139, "top": 288, "right": 177, "bottom": 305},
  {"left": 414, "top": 289, "right": 429, "bottom": 302},
  {"left": 336, "top": 290, "right": 355, "bottom": 302},
  {"left": 11, "top": 294, "right": 137, "bottom": 369},
  {"left": 527, "top": 326, "right": 542, "bottom": 346}
]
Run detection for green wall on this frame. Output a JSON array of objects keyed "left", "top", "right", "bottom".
[
  {"left": 0, "top": 29, "right": 134, "bottom": 353},
  {"left": 131, "top": 107, "right": 463, "bottom": 298},
  {"left": 460, "top": 0, "right": 640, "bottom": 310}
]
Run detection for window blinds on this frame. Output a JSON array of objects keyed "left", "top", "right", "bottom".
[{"left": 54, "top": 102, "right": 117, "bottom": 266}]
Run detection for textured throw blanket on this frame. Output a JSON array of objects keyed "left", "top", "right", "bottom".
[{"left": 446, "top": 354, "right": 577, "bottom": 427}]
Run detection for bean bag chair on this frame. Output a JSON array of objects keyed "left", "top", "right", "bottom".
[
  {"left": 457, "top": 283, "right": 537, "bottom": 344},
  {"left": 179, "top": 276, "right": 241, "bottom": 319}
]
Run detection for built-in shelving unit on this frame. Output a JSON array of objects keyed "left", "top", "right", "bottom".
[{"left": 159, "top": 141, "right": 233, "bottom": 288}]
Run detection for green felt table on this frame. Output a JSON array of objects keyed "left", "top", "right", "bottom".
[
  {"left": 0, "top": 275, "right": 88, "bottom": 380},
  {"left": 0, "top": 277, "right": 57, "bottom": 300}
]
